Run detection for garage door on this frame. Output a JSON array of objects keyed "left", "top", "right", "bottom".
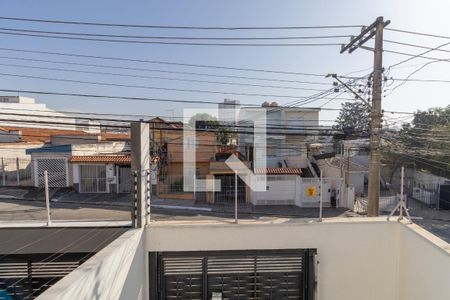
[
  {"left": 149, "top": 249, "right": 316, "bottom": 300},
  {"left": 36, "top": 158, "right": 68, "bottom": 187}
]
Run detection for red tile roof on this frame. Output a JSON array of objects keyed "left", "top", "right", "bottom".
[
  {"left": 69, "top": 155, "right": 131, "bottom": 164},
  {"left": 254, "top": 167, "right": 302, "bottom": 175},
  {"left": 1, "top": 126, "right": 89, "bottom": 143},
  {"left": 0, "top": 126, "right": 129, "bottom": 143}
]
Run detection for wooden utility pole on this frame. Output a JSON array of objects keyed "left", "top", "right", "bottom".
[{"left": 340, "top": 16, "right": 390, "bottom": 217}]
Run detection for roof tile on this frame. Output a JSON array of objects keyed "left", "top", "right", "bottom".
[{"left": 69, "top": 155, "right": 131, "bottom": 164}]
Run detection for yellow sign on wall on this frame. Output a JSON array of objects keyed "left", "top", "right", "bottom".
[{"left": 306, "top": 186, "right": 317, "bottom": 197}]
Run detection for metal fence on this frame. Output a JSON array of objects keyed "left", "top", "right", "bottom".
[
  {"left": 354, "top": 193, "right": 402, "bottom": 215},
  {"left": 0, "top": 157, "right": 33, "bottom": 187},
  {"left": 158, "top": 175, "right": 189, "bottom": 195}
]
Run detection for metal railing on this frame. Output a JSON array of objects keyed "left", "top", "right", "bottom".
[{"left": 0, "top": 157, "right": 33, "bottom": 187}]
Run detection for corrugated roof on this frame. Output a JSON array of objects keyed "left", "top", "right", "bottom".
[
  {"left": 69, "top": 155, "right": 131, "bottom": 164},
  {"left": 254, "top": 167, "right": 302, "bottom": 175}
]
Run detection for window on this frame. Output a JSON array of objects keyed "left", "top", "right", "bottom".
[{"left": 79, "top": 164, "right": 107, "bottom": 193}]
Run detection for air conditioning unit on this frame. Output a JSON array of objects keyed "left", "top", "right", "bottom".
[{"left": 107, "top": 176, "right": 116, "bottom": 184}]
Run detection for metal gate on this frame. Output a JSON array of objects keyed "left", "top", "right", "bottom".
[
  {"left": 79, "top": 164, "right": 107, "bottom": 193},
  {"left": 118, "top": 166, "right": 132, "bottom": 193},
  {"left": 149, "top": 249, "right": 316, "bottom": 300},
  {"left": 0, "top": 253, "right": 91, "bottom": 299},
  {"left": 214, "top": 175, "right": 246, "bottom": 204},
  {"left": 35, "top": 158, "right": 68, "bottom": 187},
  {"left": 439, "top": 185, "right": 450, "bottom": 210}
]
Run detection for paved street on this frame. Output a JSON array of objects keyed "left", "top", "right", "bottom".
[{"left": 0, "top": 198, "right": 448, "bottom": 245}]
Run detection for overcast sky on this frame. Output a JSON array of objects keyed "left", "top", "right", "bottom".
[{"left": 0, "top": 0, "right": 449, "bottom": 125}]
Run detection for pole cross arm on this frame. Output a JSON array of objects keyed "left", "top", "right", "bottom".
[{"left": 340, "top": 18, "right": 390, "bottom": 54}]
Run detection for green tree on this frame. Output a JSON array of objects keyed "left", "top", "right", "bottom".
[
  {"left": 383, "top": 106, "right": 450, "bottom": 177},
  {"left": 333, "top": 101, "right": 370, "bottom": 137},
  {"left": 188, "top": 113, "right": 232, "bottom": 145}
]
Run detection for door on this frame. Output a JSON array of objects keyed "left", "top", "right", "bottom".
[
  {"left": 118, "top": 166, "right": 132, "bottom": 193},
  {"left": 214, "top": 175, "right": 246, "bottom": 204},
  {"left": 150, "top": 249, "right": 316, "bottom": 300},
  {"left": 79, "top": 164, "right": 107, "bottom": 193}
]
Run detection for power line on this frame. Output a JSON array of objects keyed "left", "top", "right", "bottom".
[
  {"left": 0, "top": 71, "right": 351, "bottom": 99},
  {"left": 0, "top": 111, "right": 335, "bottom": 131},
  {"left": 383, "top": 49, "right": 450, "bottom": 64},
  {"left": 0, "top": 16, "right": 363, "bottom": 30},
  {"left": 0, "top": 26, "right": 353, "bottom": 40},
  {"left": 0, "top": 61, "right": 326, "bottom": 92},
  {"left": 0, "top": 105, "right": 338, "bottom": 123},
  {"left": 0, "top": 54, "right": 331, "bottom": 86},
  {"left": 341, "top": 74, "right": 450, "bottom": 84},
  {"left": 0, "top": 30, "right": 345, "bottom": 47},
  {"left": 386, "top": 28, "right": 450, "bottom": 40},
  {"left": 0, "top": 87, "right": 415, "bottom": 115},
  {"left": 388, "top": 41, "right": 450, "bottom": 69},
  {"left": 385, "top": 39, "right": 450, "bottom": 54},
  {"left": 0, "top": 47, "right": 328, "bottom": 77}
]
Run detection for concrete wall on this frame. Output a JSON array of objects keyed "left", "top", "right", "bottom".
[
  {"left": 38, "top": 219, "right": 450, "bottom": 300},
  {"left": 252, "top": 175, "right": 298, "bottom": 205},
  {"left": 398, "top": 223, "right": 450, "bottom": 300},
  {"left": 71, "top": 142, "right": 128, "bottom": 155},
  {"left": 38, "top": 229, "right": 146, "bottom": 300},
  {"left": 148, "top": 219, "right": 400, "bottom": 300}
]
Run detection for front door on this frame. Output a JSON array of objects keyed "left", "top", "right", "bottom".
[{"left": 150, "top": 249, "right": 316, "bottom": 300}]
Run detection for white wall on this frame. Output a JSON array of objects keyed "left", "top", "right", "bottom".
[
  {"left": 414, "top": 170, "right": 449, "bottom": 185},
  {"left": 72, "top": 142, "right": 129, "bottom": 155},
  {"left": 398, "top": 223, "right": 450, "bottom": 300},
  {"left": 253, "top": 175, "right": 298, "bottom": 205},
  {"left": 147, "top": 219, "right": 400, "bottom": 300},
  {"left": 37, "top": 229, "right": 146, "bottom": 300},
  {"left": 298, "top": 178, "right": 331, "bottom": 207},
  {"left": 37, "top": 219, "right": 450, "bottom": 300}
]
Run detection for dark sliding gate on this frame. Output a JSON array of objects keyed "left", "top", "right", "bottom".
[
  {"left": 0, "top": 253, "right": 92, "bottom": 299},
  {"left": 149, "top": 249, "right": 316, "bottom": 300}
]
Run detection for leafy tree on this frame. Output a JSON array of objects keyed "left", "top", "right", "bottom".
[
  {"left": 383, "top": 106, "right": 450, "bottom": 177},
  {"left": 188, "top": 113, "right": 232, "bottom": 145},
  {"left": 333, "top": 101, "right": 370, "bottom": 137}
]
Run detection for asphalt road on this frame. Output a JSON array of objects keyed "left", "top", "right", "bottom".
[{"left": 0, "top": 199, "right": 449, "bottom": 244}]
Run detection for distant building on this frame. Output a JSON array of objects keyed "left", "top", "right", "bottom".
[
  {"left": 218, "top": 98, "right": 240, "bottom": 123},
  {"left": 237, "top": 104, "right": 323, "bottom": 169},
  {"left": 0, "top": 96, "right": 100, "bottom": 133}
]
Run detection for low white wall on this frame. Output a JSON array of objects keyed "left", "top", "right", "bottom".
[
  {"left": 38, "top": 229, "right": 146, "bottom": 300},
  {"left": 398, "top": 223, "right": 450, "bottom": 300},
  {"left": 252, "top": 175, "right": 297, "bottom": 205},
  {"left": 148, "top": 219, "right": 400, "bottom": 300}
]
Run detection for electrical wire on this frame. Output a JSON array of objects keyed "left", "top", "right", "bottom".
[
  {"left": 386, "top": 28, "right": 450, "bottom": 40},
  {"left": 0, "top": 71, "right": 343, "bottom": 99},
  {"left": 0, "top": 61, "right": 325, "bottom": 92},
  {"left": 0, "top": 87, "right": 357, "bottom": 106},
  {"left": 385, "top": 40, "right": 450, "bottom": 54},
  {"left": 0, "top": 16, "right": 363, "bottom": 30},
  {"left": 0, "top": 30, "right": 345, "bottom": 47},
  {"left": 0, "top": 54, "right": 332, "bottom": 86},
  {"left": 0, "top": 47, "right": 329, "bottom": 77},
  {"left": 0, "top": 26, "right": 353, "bottom": 40}
]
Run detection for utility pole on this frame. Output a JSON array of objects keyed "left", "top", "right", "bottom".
[
  {"left": 131, "top": 121, "right": 150, "bottom": 228},
  {"left": 340, "top": 16, "right": 390, "bottom": 217}
]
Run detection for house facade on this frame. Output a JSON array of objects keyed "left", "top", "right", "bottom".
[{"left": 26, "top": 142, "right": 131, "bottom": 193}]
